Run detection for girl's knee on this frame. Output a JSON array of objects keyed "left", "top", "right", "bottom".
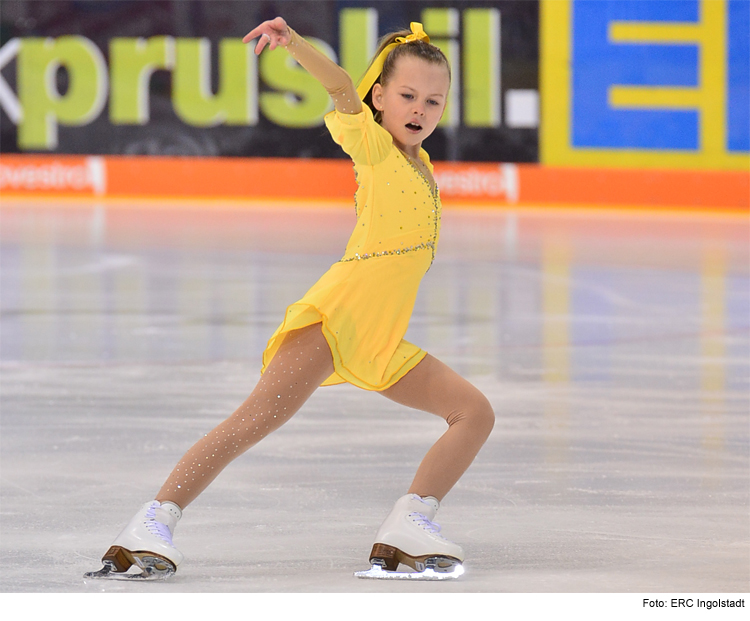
[
  {"left": 446, "top": 391, "right": 495, "bottom": 438},
  {"left": 472, "top": 393, "right": 495, "bottom": 438}
]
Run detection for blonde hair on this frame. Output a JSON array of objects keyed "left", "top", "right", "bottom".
[{"left": 360, "top": 29, "right": 451, "bottom": 123}]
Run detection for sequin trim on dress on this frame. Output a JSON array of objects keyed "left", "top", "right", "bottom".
[{"left": 339, "top": 241, "right": 436, "bottom": 263}]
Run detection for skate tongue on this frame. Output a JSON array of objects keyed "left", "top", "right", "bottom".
[
  {"left": 410, "top": 495, "right": 439, "bottom": 521},
  {"left": 152, "top": 502, "right": 181, "bottom": 532},
  {"left": 157, "top": 501, "right": 182, "bottom": 522},
  {"left": 154, "top": 501, "right": 182, "bottom": 531},
  {"left": 419, "top": 496, "right": 440, "bottom": 513}
]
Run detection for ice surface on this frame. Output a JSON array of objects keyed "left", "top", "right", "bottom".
[{"left": 0, "top": 202, "right": 748, "bottom": 597}]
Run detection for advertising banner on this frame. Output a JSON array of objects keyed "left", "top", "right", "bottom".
[
  {"left": 1, "top": 0, "right": 747, "bottom": 210},
  {"left": 541, "top": 0, "right": 749, "bottom": 171},
  {"left": 0, "top": 0, "right": 539, "bottom": 162}
]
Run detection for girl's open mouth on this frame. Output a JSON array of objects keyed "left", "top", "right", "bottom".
[{"left": 405, "top": 122, "right": 423, "bottom": 133}]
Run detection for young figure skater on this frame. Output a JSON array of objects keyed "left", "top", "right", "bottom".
[{"left": 86, "top": 17, "right": 494, "bottom": 581}]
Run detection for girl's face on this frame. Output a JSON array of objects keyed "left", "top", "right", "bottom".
[{"left": 371, "top": 55, "right": 450, "bottom": 155}]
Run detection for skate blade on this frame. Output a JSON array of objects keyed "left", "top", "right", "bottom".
[
  {"left": 84, "top": 556, "right": 176, "bottom": 581},
  {"left": 355, "top": 560, "right": 464, "bottom": 581}
]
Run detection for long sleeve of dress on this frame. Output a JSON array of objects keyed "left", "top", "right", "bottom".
[{"left": 284, "top": 28, "right": 362, "bottom": 115}]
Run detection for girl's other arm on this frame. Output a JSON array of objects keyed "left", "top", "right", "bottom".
[{"left": 243, "top": 17, "right": 362, "bottom": 115}]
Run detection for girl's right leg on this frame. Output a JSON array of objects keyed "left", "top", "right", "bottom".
[
  {"left": 156, "top": 322, "right": 334, "bottom": 510},
  {"left": 87, "top": 323, "right": 333, "bottom": 579}
]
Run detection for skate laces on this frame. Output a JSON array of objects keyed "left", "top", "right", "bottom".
[
  {"left": 409, "top": 512, "right": 443, "bottom": 536},
  {"left": 144, "top": 503, "right": 175, "bottom": 545}
]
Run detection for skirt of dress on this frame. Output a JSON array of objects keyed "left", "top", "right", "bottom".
[{"left": 261, "top": 251, "right": 431, "bottom": 391}]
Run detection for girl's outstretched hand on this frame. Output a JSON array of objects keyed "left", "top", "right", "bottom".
[{"left": 243, "top": 17, "right": 291, "bottom": 54}]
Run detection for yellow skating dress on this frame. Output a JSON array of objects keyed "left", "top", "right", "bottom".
[{"left": 261, "top": 104, "right": 441, "bottom": 391}]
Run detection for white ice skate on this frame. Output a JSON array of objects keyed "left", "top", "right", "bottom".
[
  {"left": 84, "top": 500, "right": 183, "bottom": 580},
  {"left": 355, "top": 494, "right": 465, "bottom": 580}
]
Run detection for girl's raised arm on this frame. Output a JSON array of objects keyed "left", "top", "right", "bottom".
[{"left": 243, "top": 17, "right": 361, "bottom": 115}]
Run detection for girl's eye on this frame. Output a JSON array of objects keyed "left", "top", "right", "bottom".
[
  {"left": 401, "top": 93, "right": 414, "bottom": 100},
  {"left": 427, "top": 99, "right": 439, "bottom": 106}
]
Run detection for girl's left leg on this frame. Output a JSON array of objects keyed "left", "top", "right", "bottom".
[
  {"left": 379, "top": 354, "right": 495, "bottom": 501},
  {"left": 356, "top": 356, "right": 494, "bottom": 575}
]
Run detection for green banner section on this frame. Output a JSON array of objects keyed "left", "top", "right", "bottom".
[
  {"left": 18, "top": 36, "right": 108, "bottom": 149},
  {"left": 0, "top": 1, "right": 539, "bottom": 161}
]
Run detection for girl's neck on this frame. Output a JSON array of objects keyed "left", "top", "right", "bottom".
[{"left": 393, "top": 138, "right": 421, "bottom": 160}]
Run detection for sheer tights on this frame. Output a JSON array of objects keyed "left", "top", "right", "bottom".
[
  {"left": 380, "top": 354, "right": 495, "bottom": 501},
  {"left": 156, "top": 323, "right": 494, "bottom": 510},
  {"left": 156, "top": 323, "right": 334, "bottom": 509}
]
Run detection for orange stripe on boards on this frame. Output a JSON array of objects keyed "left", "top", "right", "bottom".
[
  {"left": 0, "top": 155, "right": 747, "bottom": 212},
  {"left": 432, "top": 162, "right": 749, "bottom": 210},
  {"left": 516, "top": 165, "right": 750, "bottom": 210},
  {"left": 105, "top": 156, "right": 357, "bottom": 200}
]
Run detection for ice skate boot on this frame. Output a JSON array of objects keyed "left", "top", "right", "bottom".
[
  {"left": 84, "top": 500, "right": 183, "bottom": 580},
  {"left": 355, "top": 494, "right": 465, "bottom": 580}
]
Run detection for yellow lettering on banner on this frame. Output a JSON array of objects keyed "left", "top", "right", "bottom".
[
  {"left": 172, "top": 38, "right": 257, "bottom": 127},
  {"left": 110, "top": 36, "right": 175, "bottom": 125},
  {"left": 421, "top": 8, "right": 460, "bottom": 128},
  {"left": 609, "top": 22, "right": 702, "bottom": 42},
  {"left": 540, "top": 0, "right": 571, "bottom": 167},
  {"left": 259, "top": 38, "right": 335, "bottom": 128},
  {"left": 17, "top": 36, "right": 108, "bottom": 149},
  {"left": 542, "top": 0, "right": 747, "bottom": 170},
  {"left": 463, "top": 8, "right": 501, "bottom": 127},
  {"left": 609, "top": 87, "right": 702, "bottom": 109},
  {"left": 609, "top": 0, "right": 726, "bottom": 161},
  {"left": 11, "top": 4, "right": 514, "bottom": 150},
  {"left": 339, "top": 8, "right": 378, "bottom": 86}
]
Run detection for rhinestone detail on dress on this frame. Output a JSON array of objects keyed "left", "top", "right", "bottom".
[{"left": 340, "top": 151, "right": 441, "bottom": 266}]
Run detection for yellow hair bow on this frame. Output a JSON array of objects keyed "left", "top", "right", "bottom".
[
  {"left": 356, "top": 22, "right": 431, "bottom": 100},
  {"left": 395, "top": 22, "right": 430, "bottom": 45}
]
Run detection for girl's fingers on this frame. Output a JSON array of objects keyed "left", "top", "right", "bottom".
[
  {"left": 242, "top": 26, "right": 264, "bottom": 44},
  {"left": 269, "top": 16, "right": 288, "bottom": 31},
  {"left": 243, "top": 29, "right": 272, "bottom": 55},
  {"left": 242, "top": 17, "right": 289, "bottom": 52}
]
